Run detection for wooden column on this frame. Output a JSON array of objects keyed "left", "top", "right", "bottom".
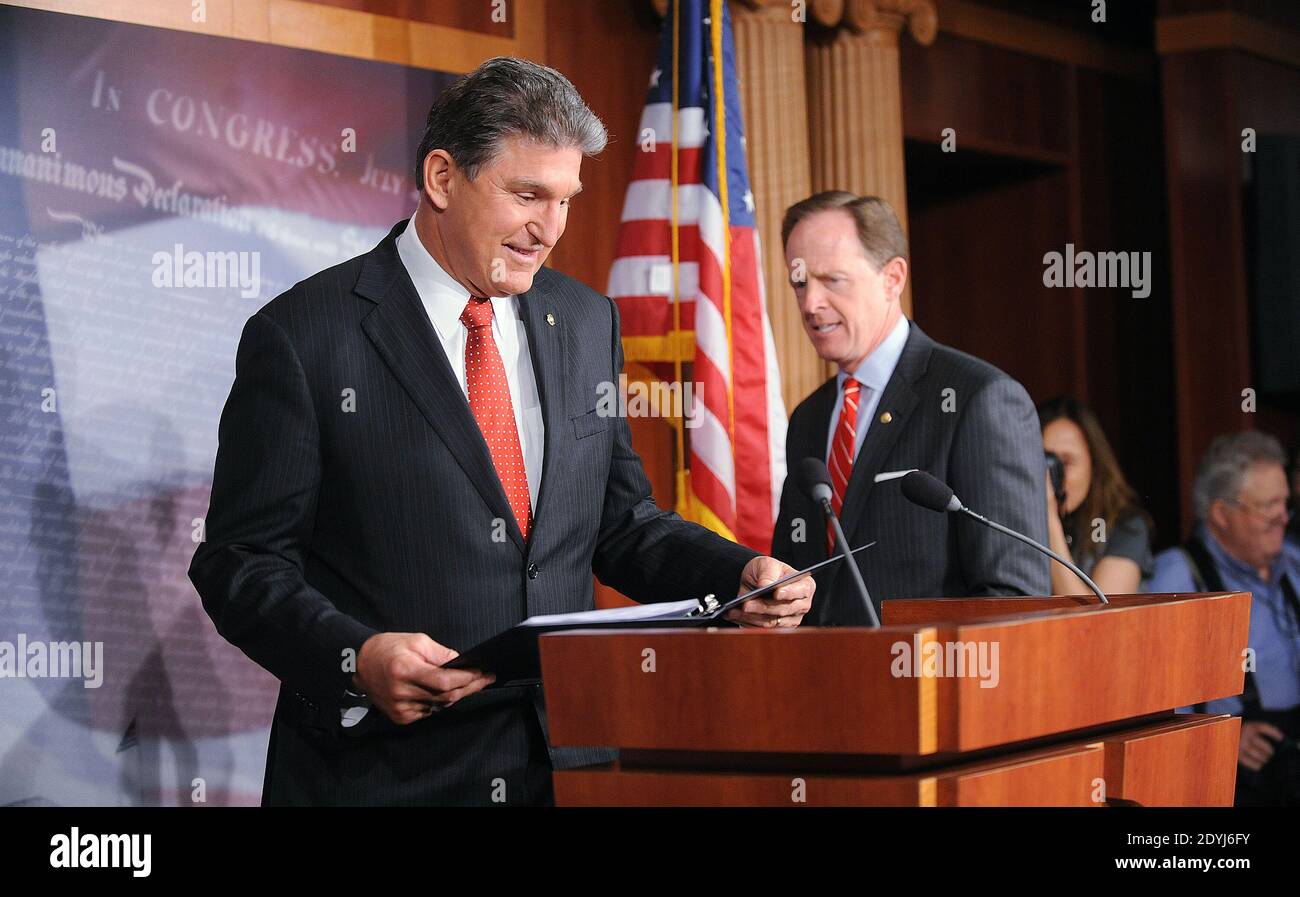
[
  {"left": 730, "top": 0, "right": 821, "bottom": 411},
  {"left": 806, "top": 0, "right": 936, "bottom": 316}
]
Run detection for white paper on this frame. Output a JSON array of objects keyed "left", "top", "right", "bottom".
[{"left": 519, "top": 598, "right": 702, "bottom": 628}]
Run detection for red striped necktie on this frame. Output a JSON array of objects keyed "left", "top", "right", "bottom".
[
  {"left": 827, "top": 377, "right": 861, "bottom": 551},
  {"left": 460, "top": 296, "right": 532, "bottom": 542}
]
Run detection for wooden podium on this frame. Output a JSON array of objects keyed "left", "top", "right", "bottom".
[{"left": 541, "top": 592, "right": 1249, "bottom": 806}]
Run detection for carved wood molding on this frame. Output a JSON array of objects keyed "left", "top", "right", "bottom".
[
  {"left": 650, "top": 0, "right": 936, "bottom": 45},
  {"left": 1157, "top": 11, "right": 1300, "bottom": 69},
  {"left": 835, "top": 0, "right": 937, "bottom": 45}
]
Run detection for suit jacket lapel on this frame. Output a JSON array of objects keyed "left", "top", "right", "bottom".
[
  {"left": 357, "top": 222, "right": 526, "bottom": 554},
  {"left": 784, "top": 378, "right": 837, "bottom": 569},
  {"left": 838, "top": 324, "right": 935, "bottom": 544},
  {"left": 797, "top": 379, "right": 839, "bottom": 469},
  {"left": 516, "top": 278, "right": 566, "bottom": 530},
  {"left": 807, "top": 325, "right": 933, "bottom": 612}
]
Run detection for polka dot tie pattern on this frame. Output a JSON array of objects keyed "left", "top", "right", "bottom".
[{"left": 460, "top": 297, "right": 532, "bottom": 542}]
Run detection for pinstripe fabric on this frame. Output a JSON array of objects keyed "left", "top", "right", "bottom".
[
  {"left": 189, "top": 220, "right": 757, "bottom": 806},
  {"left": 771, "top": 323, "right": 1051, "bottom": 626}
]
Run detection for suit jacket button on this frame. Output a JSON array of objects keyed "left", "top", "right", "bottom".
[{"left": 527, "top": 563, "right": 540, "bottom": 579}]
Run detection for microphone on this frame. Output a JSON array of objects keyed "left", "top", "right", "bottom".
[
  {"left": 795, "top": 458, "right": 881, "bottom": 627},
  {"left": 898, "top": 470, "right": 1109, "bottom": 605},
  {"left": 899, "top": 470, "right": 961, "bottom": 512}
]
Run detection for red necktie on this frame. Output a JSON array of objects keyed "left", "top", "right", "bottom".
[
  {"left": 827, "top": 377, "right": 860, "bottom": 551},
  {"left": 460, "top": 297, "right": 532, "bottom": 542}
]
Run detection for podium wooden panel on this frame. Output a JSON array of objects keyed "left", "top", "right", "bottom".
[
  {"left": 1099, "top": 713, "right": 1241, "bottom": 807},
  {"left": 541, "top": 593, "right": 1249, "bottom": 806}
]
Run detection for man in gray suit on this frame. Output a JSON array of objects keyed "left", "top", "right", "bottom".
[{"left": 771, "top": 192, "right": 1049, "bottom": 625}]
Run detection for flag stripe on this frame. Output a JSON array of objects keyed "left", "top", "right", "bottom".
[
  {"left": 631, "top": 144, "right": 705, "bottom": 184},
  {"left": 636, "top": 102, "right": 709, "bottom": 150},
  {"left": 607, "top": 256, "right": 699, "bottom": 301},
  {"left": 605, "top": 0, "right": 785, "bottom": 554},
  {"left": 614, "top": 221, "right": 703, "bottom": 262}
]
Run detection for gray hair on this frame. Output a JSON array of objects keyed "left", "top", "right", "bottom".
[
  {"left": 414, "top": 56, "right": 607, "bottom": 189},
  {"left": 1191, "top": 431, "right": 1286, "bottom": 520}
]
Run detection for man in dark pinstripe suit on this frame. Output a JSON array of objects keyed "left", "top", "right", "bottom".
[
  {"left": 771, "top": 192, "right": 1050, "bottom": 625},
  {"left": 189, "top": 58, "right": 813, "bottom": 806}
]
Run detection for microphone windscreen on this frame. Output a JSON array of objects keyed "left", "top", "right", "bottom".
[
  {"left": 900, "top": 471, "right": 957, "bottom": 513},
  {"left": 796, "top": 457, "right": 832, "bottom": 502}
]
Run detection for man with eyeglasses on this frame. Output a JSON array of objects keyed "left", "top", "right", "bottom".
[{"left": 1149, "top": 430, "right": 1300, "bottom": 805}]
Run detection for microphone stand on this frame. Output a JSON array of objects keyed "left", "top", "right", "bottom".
[
  {"left": 958, "top": 507, "right": 1109, "bottom": 605},
  {"left": 818, "top": 497, "right": 882, "bottom": 627}
]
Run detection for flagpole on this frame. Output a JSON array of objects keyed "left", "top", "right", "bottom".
[
  {"left": 710, "top": 0, "right": 737, "bottom": 493},
  {"left": 670, "top": 0, "right": 690, "bottom": 519}
]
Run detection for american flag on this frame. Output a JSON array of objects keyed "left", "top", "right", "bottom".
[{"left": 606, "top": 0, "right": 787, "bottom": 554}]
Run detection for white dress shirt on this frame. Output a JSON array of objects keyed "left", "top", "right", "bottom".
[
  {"left": 396, "top": 217, "right": 544, "bottom": 509},
  {"left": 824, "top": 314, "right": 910, "bottom": 465}
]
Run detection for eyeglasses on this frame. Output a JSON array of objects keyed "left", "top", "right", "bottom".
[{"left": 1227, "top": 498, "right": 1295, "bottom": 526}]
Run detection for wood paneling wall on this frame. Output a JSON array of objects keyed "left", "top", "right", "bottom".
[
  {"left": 900, "top": 22, "right": 1180, "bottom": 544},
  {"left": 1161, "top": 45, "right": 1300, "bottom": 531},
  {"left": 1075, "top": 68, "right": 1177, "bottom": 541}
]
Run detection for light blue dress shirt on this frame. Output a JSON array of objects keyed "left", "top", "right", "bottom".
[
  {"left": 824, "top": 314, "right": 910, "bottom": 466},
  {"left": 1149, "top": 526, "right": 1300, "bottom": 715}
]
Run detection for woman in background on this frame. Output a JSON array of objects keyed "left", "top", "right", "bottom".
[{"left": 1038, "top": 396, "right": 1153, "bottom": 595}]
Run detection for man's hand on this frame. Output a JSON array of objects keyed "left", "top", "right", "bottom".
[
  {"left": 724, "top": 556, "right": 815, "bottom": 628},
  {"left": 1239, "top": 720, "right": 1284, "bottom": 772},
  {"left": 353, "top": 632, "right": 495, "bottom": 725}
]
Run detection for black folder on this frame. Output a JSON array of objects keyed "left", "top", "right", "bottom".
[{"left": 445, "top": 543, "right": 875, "bottom": 687}]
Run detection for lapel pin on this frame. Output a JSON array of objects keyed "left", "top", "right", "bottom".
[
  {"left": 880, "top": 411, "right": 893, "bottom": 424},
  {"left": 545, "top": 313, "right": 556, "bottom": 327}
]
